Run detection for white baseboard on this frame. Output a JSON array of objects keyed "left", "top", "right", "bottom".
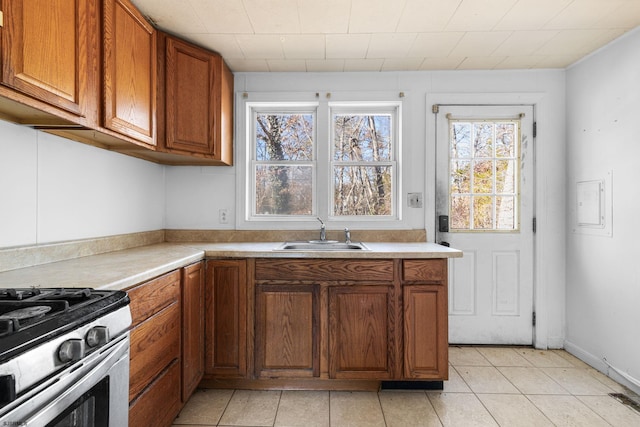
[{"left": 564, "top": 340, "right": 640, "bottom": 396}]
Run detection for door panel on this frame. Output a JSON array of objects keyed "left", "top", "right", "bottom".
[{"left": 436, "top": 105, "right": 534, "bottom": 345}]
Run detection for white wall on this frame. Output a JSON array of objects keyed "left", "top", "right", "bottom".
[
  {"left": 565, "top": 28, "right": 640, "bottom": 394},
  {"left": 0, "top": 120, "right": 165, "bottom": 248}
]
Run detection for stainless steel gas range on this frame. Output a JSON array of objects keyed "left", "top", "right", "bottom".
[{"left": 0, "top": 288, "right": 131, "bottom": 427}]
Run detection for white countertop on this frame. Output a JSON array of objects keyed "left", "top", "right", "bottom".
[
  {"left": 0, "top": 241, "right": 461, "bottom": 291},
  {"left": 0, "top": 243, "right": 204, "bottom": 291}
]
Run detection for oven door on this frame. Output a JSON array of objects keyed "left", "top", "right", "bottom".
[{"left": 0, "top": 333, "right": 129, "bottom": 427}]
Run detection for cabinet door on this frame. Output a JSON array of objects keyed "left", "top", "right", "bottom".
[
  {"left": 329, "top": 285, "right": 396, "bottom": 379},
  {"left": 205, "top": 260, "right": 247, "bottom": 378},
  {"left": 403, "top": 285, "right": 448, "bottom": 379},
  {"left": 1, "top": 0, "right": 94, "bottom": 116},
  {"left": 181, "top": 261, "right": 205, "bottom": 402},
  {"left": 255, "top": 285, "right": 319, "bottom": 378},
  {"left": 103, "top": 0, "right": 156, "bottom": 145},
  {"left": 165, "top": 37, "right": 217, "bottom": 155}
]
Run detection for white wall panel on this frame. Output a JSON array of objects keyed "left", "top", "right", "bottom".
[
  {"left": 0, "top": 123, "right": 165, "bottom": 247},
  {"left": 0, "top": 121, "right": 38, "bottom": 247},
  {"left": 36, "top": 132, "right": 165, "bottom": 243},
  {"left": 565, "top": 27, "right": 640, "bottom": 395}
]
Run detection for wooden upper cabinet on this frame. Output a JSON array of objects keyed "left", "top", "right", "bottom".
[
  {"left": 161, "top": 35, "right": 233, "bottom": 164},
  {"left": 102, "top": 0, "right": 156, "bottom": 146},
  {"left": 0, "top": 0, "right": 97, "bottom": 119}
]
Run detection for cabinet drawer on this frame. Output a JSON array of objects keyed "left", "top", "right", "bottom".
[
  {"left": 255, "top": 259, "right": 394, "bottom": 282},
  {"left": 129, "top": 359, "right": 181, "bottom": 427},
  {"left": 129, "top": 302, "right": 181, "bottom": 401},
  {"left": 128, "top": 270, "right": 180, "bottom": 327},
  {"left": 402, "top": 259, "right": 446, "bottom": 282}
]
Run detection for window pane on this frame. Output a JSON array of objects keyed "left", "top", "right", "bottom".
[
  {"left": 474, "top": 123, "right": 493, "bottom": 157},
  {"left": 473, "top": 160, "right": 493, "bottom": 193},
  {"left": 255, "top": 114, "right": 313, "bottom": 161},
  {"left": 473, "top": 196, "right": 493, "bottom": 229},
  {"left": 496, "top": 123, "right": 516, "bottom": 157},
  {"left": 255, "top": 165, "right": 312, "bottom": 215},
  {"left": 451, "top": 123, "right": 472, "bottom": 158},
  {"left": 333, "top": 115, "right": 391, "bottom": 161},
  {"left": 451, "top": 196, "right": 470, "bottom": 229},
  {"left": 496, "top": 196, "right": 516, "bottom": 230},
  {"left": 451, "top": 160, "right": 471, "bottom": 193},
  {"left": 333, "top": 166, "right": 392, "bottom": 216},
  {"left": 496, "top": 160, "right": 515, "bottom": 193}
]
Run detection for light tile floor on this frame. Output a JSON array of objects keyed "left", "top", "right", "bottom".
[{"left": 172, "top": 347, "right": 640, "bottom": 427}]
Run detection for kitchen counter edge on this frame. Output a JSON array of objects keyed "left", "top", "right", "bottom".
[{"left": 0, "top": 242, "right": 461, "bottom": 292}]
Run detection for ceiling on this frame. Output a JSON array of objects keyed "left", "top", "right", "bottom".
[{"left": 131, "top": 0, "right": 640, "bottom": 73}]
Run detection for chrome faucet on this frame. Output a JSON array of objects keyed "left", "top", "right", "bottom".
[
  {"left": 344, "top": 227, "right": 351, "bottom": 244},
  {"left": 317, "top": 217, "right": 326, "bottom": 241}
]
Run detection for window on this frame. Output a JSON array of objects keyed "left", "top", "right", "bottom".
[
  {"left": 253, "top": 110, "right": 315, "bottom": 216},
  {"left": 331, "top": 109, "right": 395, "bottom": 217},
  {"left": 245, "top": 99, "right": 400, "bottom": 224},
  {"left": 449, "top": 119, "right": 520, "bottom": 231}
]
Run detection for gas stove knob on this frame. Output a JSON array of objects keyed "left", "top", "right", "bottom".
[
  {"left": 58, "top": 339, "right": 85, "bottom": 363},
  {"left": 86, "top": 326, "right": 110, "bottom": 347}
]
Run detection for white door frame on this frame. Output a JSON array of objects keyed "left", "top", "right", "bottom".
[{"left": 426, "top": 92, "right": 553, "bottom": 349}]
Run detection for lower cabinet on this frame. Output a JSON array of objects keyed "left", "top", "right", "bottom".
[
  {"left": 127, "top": 270, "right": 181, "bottom": 427},
  {"left": 402, "top": 259, "right": 449, "bottom": 380},
  {"left": 127, "top": 260, "right": 205, "bottom": 427},
  {"left": 329, "top": 285, "right": 396, "bottom": 379},
  {"left": 181, "top": 261, "right": 205, "bottom": 401},
  {"left": 255, "top": 284, "right": 319, "bottom": 378},
  {"left": 204, "top": 260, "right": 247, "bottom": 378},
  {"left": 204, "top": 257, "right": 449, "bottom": 388}
]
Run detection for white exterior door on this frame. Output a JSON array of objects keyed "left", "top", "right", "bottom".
[{"left": 435, "top": 105, "right": 535, "bottom": 345}]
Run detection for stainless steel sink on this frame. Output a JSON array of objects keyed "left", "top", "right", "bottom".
[{"left": 275, "top": 241, "right": 369, "bottom": 251}]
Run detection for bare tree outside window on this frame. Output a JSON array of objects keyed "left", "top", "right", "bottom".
[
  {"left": 332, "top": 114, "right": 394, "bottom": 216},
  {"left": 248, "top": 103, "right": 398, "bottom": 222},
  {"left": 449, "top": 120, "right": 520, "bottom": 231},
  {"left": 254, "top": 113, "right": 313, "bottom": 215}
]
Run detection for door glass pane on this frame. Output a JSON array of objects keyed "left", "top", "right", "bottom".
[
  {"left": 449, "top": 119, "right": 520, "bottom": 231},
  {"left": 473, "top": 196, "right": 493, "bottom": 229},
  {"left": 451, "top": 195, "right": 470, "bottom": 229},
  {"left": 474, "top": 123, "right": 493, "bottom": 157},
  {"left": 473, "top": 160, "right": 493, "bottom": 193}
]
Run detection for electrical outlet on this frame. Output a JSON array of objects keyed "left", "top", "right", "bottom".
[
  {"left": 407, "top": 193, "right": 423, "bottom": 208},
  {"left": 219, "top": 209, "right": 229, "bottom": 224}
]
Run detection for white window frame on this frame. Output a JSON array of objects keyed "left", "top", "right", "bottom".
[{"left": 236, "top": 92, "right": 404, "bottom": 230}]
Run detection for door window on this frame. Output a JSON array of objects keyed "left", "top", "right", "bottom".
[{"left": 449, "top": 119, "right": 521, "bottom": 231}]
